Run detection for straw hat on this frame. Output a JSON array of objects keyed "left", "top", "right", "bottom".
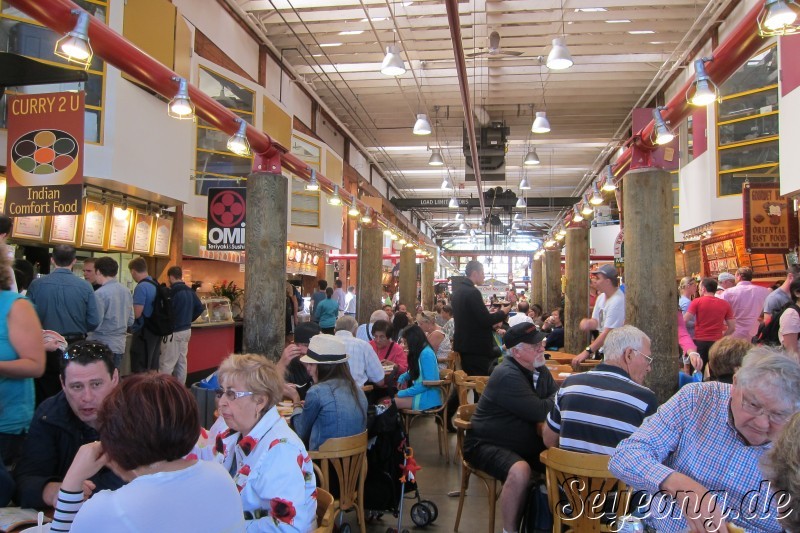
[{"left": 300, "top": 334, "right": 349, "bottom": 364}]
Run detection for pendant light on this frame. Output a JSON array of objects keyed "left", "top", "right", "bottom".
[
  {"left": 653, "top": 107, "right": 674, "bottom": 145},
  {"left": 589, "top": 182, "right": 603, "bottom": 205},
  {"left": 440, "top": 176, "right": 453, "bottom": 190},
  {"left": 448, "top": 196, "right": 459, "bottom": 209},
  {"left": 226, "top": 118, "right": 251, "bottom": 156},
  {"left": 516, "top": 196, "right": 527, "bottom": 208},
  {"left": 572, "top": 205, "right": 584, "bottom": 222},
  {"left": 523, "top": 148, "right": 540, "bottom": 165},
  {"left": 55, "top": 10, "right": 93, "bottom": 68},
  {"left": 168, "top": 77, "right": 195, "bottom": 120},
  {"left": 602, "top": 165, "right": 617, "bottom": 191},
  {"left": 581, "top": 195, "right": 594, "bottom": 216},
  {"left": 413, "top": 114, "right": 432, "bottom": 135},
  {"left": 519, "top": 177, "right": 531, "bottom": 190},
  {"left": 361, "top": 208, "right": 373, "bottom": 224},
  {"left": 305, "top": 170, "right": 320, "bottom": 191},
  {"left": 546, "top": 37, "right": 573, "bottom": 70},
  {"left": 531, "top": 112, "right": 551, "bottom": 134},
  {"left": 381, "top": 44, "right": 407, "bottom": 76},
  {"left": 348, "top": 198, "right": 360, "bottom": 217},
  {"left": 758, "top": 0, "right": 800, "bottom": 36},
  {"left": 429, "top": 149, "right": 444, "bottom": 166},
  {"left": 327, "top": 185, "right": 342, "bottom": 206},
  {"left": 686, "top": 57, "right": 718, "bottom": 106}
]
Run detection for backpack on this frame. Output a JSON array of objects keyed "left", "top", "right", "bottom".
[
  {"left": 752, "top": 302, "right": 800, "bottom": 346},
  {"left": 141, "top": 278, "right": 175, "bottom": 337}
]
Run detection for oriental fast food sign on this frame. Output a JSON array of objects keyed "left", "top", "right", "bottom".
[{"left": 743, "top": 183, "right": 798, "bottom": 254}]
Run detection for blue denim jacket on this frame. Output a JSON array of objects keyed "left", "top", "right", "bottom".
[{"left": 291, "top": 378, "right": 368, "bottom": 450}]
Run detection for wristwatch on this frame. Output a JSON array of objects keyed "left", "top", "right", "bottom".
[{"left": 584, "top": 346, "right": 594, "bottom": 357}]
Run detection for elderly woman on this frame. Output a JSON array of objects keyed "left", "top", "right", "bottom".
[
  {"left": 762, "top": 412, "right": 800, "bottom": 533},
  {"left": 214, "top": 353, "right": 317, "bottom": 531},
  {"left": 51, "top": 373, "right": 244, "bottom": 532},
  {"left": 416, "top": 311, "right": 451, "bottom": 368},
  {"left": 394, "top": 325, "right": 442, "bottom": 411},
  {"left": 287, "top": 335, "right": 367, "bottom": 451},
  {"left": 369, "top": 320, "right": 407, "bottom": 373}
]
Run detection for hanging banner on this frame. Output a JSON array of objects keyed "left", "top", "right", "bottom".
[
  {"left": 5, "top": 91, "right": 84, "bottom": 216},
  {"left": 743, "top": 183, "right": 798, "bottom": 254},
  {"left": 207, "top": 187, "right": 246, "bottom": 251}
]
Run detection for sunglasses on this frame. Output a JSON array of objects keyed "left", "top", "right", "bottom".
[
  {"left": 214, "top": 388, "right": 255, "bottom": 401},
  {"left": 62, "top": 342, "right": 113, "bottom": 361}
]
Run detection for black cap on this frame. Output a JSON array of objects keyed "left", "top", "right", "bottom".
[
  {"left": 503, "top": 322, "right": 547, "bottom": 349},
  {"left": 294, "top": 322, "right": 321, "bottom": 344}
]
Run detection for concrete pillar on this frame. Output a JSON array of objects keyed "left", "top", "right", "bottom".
[
  {"left": 421, "top": 258, "right": 435, "bottom": 311},
  {"left": 624, "top": 167, "right": 678, "bottom": 403},
  {"left": 357, "top": 226, "right": 383, "bottom": 325},
  {"left": 399, "top": 247, "right": 416, "bottom": 308},
  {"left": 564, "top": 225, "right": 590, "bottom": 354},
  {"left": 532, "top": 256, "right": 543, "bottom": 307},
  {"left": 543, "top": 249, "right": 561, "bottom": 315},
  {"left": 325, "top": 264, "right": 335, "bottom": 287},
  {"left": 244, "top": 172, "right": 288, "bottom": 361}
]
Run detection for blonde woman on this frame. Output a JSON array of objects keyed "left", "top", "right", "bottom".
[{"left": 417, "top": 310, "right": 451, "bottom": 368}]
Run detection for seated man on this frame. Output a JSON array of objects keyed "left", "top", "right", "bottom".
[
  {"left": 355, "top": 309, "right": 389, "bottom": 342},
  {"left": 14, "top": 341, "right": 124, "bottom": 508},
  {"left": 463, "top": 323, "right": 557, "bottom": 533},
  {"left": 334, "top": 315, "right": 385, "bottom": 387},
  {"left": 609, "top": 348, "right": 800, "bottom": 532},
  {"left": 543, "top": 325, "right": 658, "bottom": 454}
]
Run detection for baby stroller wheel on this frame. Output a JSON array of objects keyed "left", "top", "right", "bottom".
[
  {"left": 410, "top": 502, "right": 432, "bottom": 527},
  {"left": 420, "top": 500, "right": 438, "bottom": 523}
]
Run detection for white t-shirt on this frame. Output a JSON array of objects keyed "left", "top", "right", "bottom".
[
  {"left": 779, "top": 305, "right": 800, "bottom": 346},
  {"left": 507, "top": 312, "right": 533, "bottom": 328},
  {"left": 592, "top": 289, "right": 625, "bottom": 330}
]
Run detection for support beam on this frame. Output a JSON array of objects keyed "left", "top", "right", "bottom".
[
  {"left": 399, "top": 247, "right": 416, "bottom": 309},
  {"left": 244, "top": 172, "right": 288, "bottom": 360},
  {"left": 421, "top": 259, "right": 436, "bottom": 311},
  {"left": 356, "top": 226, "right": 383, "bottom": 325},
  {"left": 543, "top": 249, "right": 561, "bottom": 315},
  {"left": 623, "top": 167, "right": 678, "bottom": 403},
  {"left": 532, "top": 256, "right": 543, "bottom": 307},
  {"left": 564, "top": 225, "right": 590, "bottom": 354}
]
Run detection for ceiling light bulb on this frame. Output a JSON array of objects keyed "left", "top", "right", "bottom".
[
  {"left": 459, "top": 222, "right": 468, "bottom": 231},
  {"left": 512, "top": 222, "right": 520, "bottom": 230},
  {"left": 519, "top": 178, "right": 531, "bottom": 190},
  {"left": 226, "top": 119, "right": 251, "bottom": 156},
  {"left": 555, "top": 232, "right": 565, "bottom": 241},
  {"left": 413, "top": 114, "right": 432, "bottom": 135},
  {"left": 688, "top": 58, "right": 718, "bottom": 106},
  {"left": 759, "top": 0, "right": 799, "bottom": 34},
  {"left": 54, "top": 10, "right": 93, "bottom": 68},
  {"left": 348, "top": 200, "right": 360, "bottom": 217},
  {"left": 557, "top": 227, "right": 567, "bottom": 237},
  {"left": 546, "top": 37, "right": 574, "bottom": 70},
  {"left": 399, "top": 237, "right": 408, "bottom": 245},
  {"left": 390, "top": 232, "right": 399, "bottom": 240},
  {"left": 602, "top": 166, "right": 617, "bottom": 191},
  {"left": 428, "top": 150, "right": 444, "bottom": 166},
  {"left": 305, "top": 170, "right": 320, "bottom": 191},
  {"left": 581, "top": 202, "right": 594, "bottom": 216},
  {"left": 516, "top": 197, "right": 526, "bottom": 208},
  {"left": 168, "top": 77, "right": 195, "bottom": 119},
  {"left": 448, "top": 197, "right": 459, "bottom": 209},
  {"left": 653, "top": 107, "right": 675, "bottom": 145},
  {"left": 381, "top": 44, "right": 407, "bottom": 76},
  {"left": 361, "top": 209, "right": 372, "bottom": 223},
  {"left": 523, "top": 148, "right": 540, "bottom": 165},
  {"left": 514, "top": 213, "right": 522, "bottom": 220},
  {"left": 455, "top": 212, "right": 464, "bottom": 221},
  {"left": 383, "top": 228, "right": 393, "bottom": 236},
  {"left": 573, "top": 205, "right": 584, "bottom": 222},
  {"left": 590, "top": 183, "right": 603, "bottom": 205},
  {"left": 531, "top": 111, "right": 551, "bottom": 134},
  {"left": 440, "top": 177, "right": 452, "bottom": 190},
  {"left": 327, "top": 185, "right": 342, "bottom": 206},
  {"left": 545, "top": 238, "right": 557, "bottom": 248}
]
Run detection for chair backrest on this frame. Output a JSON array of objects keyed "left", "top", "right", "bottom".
[
  {"left": 313, "top": 487, "right": 335, "bottom": 533},
  {"left": 475, "top": 377, "right": 488, "bottom": 395},
  {"left": 442, "top": 350, "right": 458, "bottom": 371},
  {"left": 540, "top": 448, "right": 631, "bottom": 533},
  {"left": 310, "top": 431, "right": 368, "bottom": 513},
  {"left": 551, "top": 364, "right": 573, "bottom": 375},
  {"left": 454, "top": 402, "right": 477, "bottom": 424}
]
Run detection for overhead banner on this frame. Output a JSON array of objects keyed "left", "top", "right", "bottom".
[
  {"left": 5, "top": 91, "right": 84, "bottom": 217},
  {"left": 207, "top": 187, "right": 246, "bottom": 251},
  {"left": 743, "top": 182, "right": 798, "bottom": 254}
]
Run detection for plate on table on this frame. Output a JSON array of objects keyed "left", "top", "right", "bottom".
[{"left": 21, "top": 525, "right": 51, "bottom": 533}]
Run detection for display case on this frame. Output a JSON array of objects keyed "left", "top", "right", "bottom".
[{"left": 194, "top": 297, "right": 234, "bottom": 324}]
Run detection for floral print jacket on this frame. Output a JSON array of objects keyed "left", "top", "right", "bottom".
[{"left": 209, "top": 407, "right": 317, "bottom": 532}]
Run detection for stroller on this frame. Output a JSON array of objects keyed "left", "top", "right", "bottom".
[{"left": 364, "top": 402, "right": 438, "bottom": 532}]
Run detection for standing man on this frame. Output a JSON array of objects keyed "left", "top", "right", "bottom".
[
  {"left": 87, "top": 257, "right": 133, "bottom": 370},
  {"left": 28, "top": 245, "right": 99, "bottom": 401},
  {"left": 715, "top": 272, "right": 736, "bottom": 298},
  {"left": 571, "top": 264, "right": 625, "bottom": 369},
  {"left": 723, "top": 267, "right": 771, "bottom": 339},
  {"left": 343, "top": 286, "right": 357, "bottom": 317},
  {"left": 310, "top": 280, "right": 328, "bottom": 323},
  {"left": 160, "top": 266, "right": 203, "bottom": 384},
  {"left": 684, "top": 277, "right": 735, "bottom": 370},
  {"left": 81, "top": 258, "right": 101, "bottom": 291},
  {"left": 127, "top": 257, "right": 161, "bottom": 373},
  {"left": 763, "top": 264, "right": 800, "bottom": 321},
  {"left": 332, "top": 279, "right": 347, "bottom": 316}
]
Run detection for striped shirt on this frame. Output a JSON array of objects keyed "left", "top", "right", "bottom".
[
  {"left": 546, "top": 364, "right": 658, "bottom": 455},
  {"left": 51, "top": 489, "right": 83, "bottom": 532}
]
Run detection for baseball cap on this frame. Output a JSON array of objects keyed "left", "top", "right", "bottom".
[
  {"left": 591, "top": 264, "right": 618, "bottom": 279},
  {"left": 503, "top": 323, "right": 547, "bottom": 349},
  {"left": 294, "top": 322, "right": 321, "bottom": 344},
  {"left": 300, "top": 334, "right": 349, "bottom": 364}
]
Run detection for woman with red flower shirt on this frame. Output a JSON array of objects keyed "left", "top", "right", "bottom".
[{"left": 212, "top": 353, "right": 317, "bottom": 532}]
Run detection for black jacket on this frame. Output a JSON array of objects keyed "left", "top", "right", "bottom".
[
  {"left": 450, "top": 276, "right": 507, "bottom": 358},
  {"left": 13, "top": 391, "right": 124, "bottom": 508}
]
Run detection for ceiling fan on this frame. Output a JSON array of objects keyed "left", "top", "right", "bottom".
[{"left": 467, "top": 31, "right": 523, "bottom": 59}]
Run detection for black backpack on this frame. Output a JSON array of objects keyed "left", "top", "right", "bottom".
[
  {"left": 752, "top": 302, "right": 800, "bottom": 346},
  {"left": 142, "top": 278, "right": 175, "bottom": 337}
]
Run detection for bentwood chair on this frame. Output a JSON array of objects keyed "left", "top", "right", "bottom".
[
  {"left": 400, "top": 368, "right": 453, "bottom": 463},
  {"left": 540, "top": 448, "right": 631, "bottom": 533},
  {"left": 451, "top": 371, "right": 488, "bottom": 464},
  {"left": 313, "top": 488, "right": 335, "bottom": 533},
  {"left": 310, "top": 431, "right": 368, "bottom": 533}
]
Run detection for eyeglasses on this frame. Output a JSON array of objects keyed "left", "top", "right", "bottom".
[
  {"left": 62, "top": 342, "right": 112, "bottom": 361},
  {"left": 633, "top": 349, "right": 653, "bottom": 365},
  {"left": 214, "top": 388, "right": 255, "bottom": 401},
  {"left": 740, "top": 396, "right": 792, "bottom": 425}
]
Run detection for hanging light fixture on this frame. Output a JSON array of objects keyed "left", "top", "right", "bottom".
[
  {"left": 523, "top": 148, "right": 541, "bottom": 165},
  {"left": 653, "top": 106, "right": 675, "bottom": 145},
  {"left": 305, "top": 169, "right": 320, "bottom": 191},
  {"left": 581, "top": 198, "right": 594, "bottom": 216},
  {"left": 545, "top": 236, "right": 557, "bottom": 248},
  {"left": 589, "top": 182, "right": 603, "bottom": 205},
  {"left": 413, "top": 114, "right": 432, "bottom": 135},
  {"left": 516, "top": 196, "right": 527, "bottom": 208},
  {"left": 348, "top": 198, "right": 360, "bottom": 217},
  {"left": 758, "top": 0, "right": 799, "bottom": 36},
  {"left": 399, "top": 236, "right": 408, "bottom": 245},
  {"left": 428, "top": 149, "right": 444, "bottom": 166},
  {"left": 361, "top": 208, "right": 373, "bottom": 224},
  {"left": 390, "top": 230, "right": 399, "bottom": 240},
  {"left": 168, "top": 77, "right": 195, "bottom": 120},
  {"left": 602, "top": 165, "right": 617, "bottom": 191},
  {"left": 459, "top": 222, "right": 468, "bottom": 232},
  {"left": 511, "top": 222, "right": 520, "bottom": 230},
  {"left": 514, "top": 213, "right": 522, "bottom": 220},
  {"left": 572, "top": 205, "right": 584, "bottom": 222},
  {"left": 531, "top": 111, "right": 551, "bottom": 134},
  {"left": 327, "top": 185, "right": 342, "bottom": 206},
  {"left": 440, "top": 176, "right": 453, "bottom": 190},
  {"left": 686, "top": 57, "right": 718, "bottom": 106},
  {"left": 455, "top": 212, "right": 464, "bottom": 221},
  {"left": 546, "top": 37, "right": 573, "bottom": 70},
  {"left": 55, "top": 10, "right": 93, "bottom": 68},
  {"left": 383, "top": 227, "right": 393, "bottom": 236},
  {"left": 226, "top": 118, "right": 251, "bottom": 156},
  {"left": 448, "top": 196, "right": 459, "bottom": 209},
  {"left": 381, "top": 44, "right": 407, "bottom": 76},
  {"left": 519, "top": 177, "right": 531, "bottom": 190}
]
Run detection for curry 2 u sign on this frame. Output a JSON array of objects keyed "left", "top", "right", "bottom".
[
  {"left": 743, "top": 182, "right": 798, "bottom": 254},
  {"left": 207, "top": 187, "right": 246, "bottom": 251},
  {"left": 5, "top": 91, "right": 84, "bottom": 217}
]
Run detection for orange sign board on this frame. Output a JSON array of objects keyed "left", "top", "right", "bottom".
[{"left": 743, "top": 183, "right": 798, "bottom": 254}]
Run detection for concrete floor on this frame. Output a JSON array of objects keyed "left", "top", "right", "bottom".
[{"left": 336, "top": 416, "right": 500, "bottom": 533}]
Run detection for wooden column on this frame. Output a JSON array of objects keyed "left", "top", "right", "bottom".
[
  {"left": 564, "top": 225, "right": 590, "bottom": 354},
  {"left": 421, "top": 258, "right": 435, "bottom": 311},
  {"left": 244, "top": 172, "right": 288, "bottom": 361},
  {"left": 543, "top": 249, "right": 561, "bottom": 315},
  {"left": 624, "top": 167, "right": 678, "bottom": 403},
  {"left": 356, "top": 226, "right": 383, "bottom": 325},
  {"left": 399, "top": 247, "right": 416, "bottom": 308},
  {"left": 532, "top": 256, "right": 543, "bottom": 307}
]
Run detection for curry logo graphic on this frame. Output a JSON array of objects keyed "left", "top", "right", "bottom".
[{"left": 10, "top": 129, "right": 79, "bottom": 186}]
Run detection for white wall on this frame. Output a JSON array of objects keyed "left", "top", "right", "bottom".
[
  {"left": 349, "top": 149, "right": 369, "bottom": 179},
  {"left": 316, "top": 111, "right": 345, "bottom": 157},
  {"left": 589, "top": 224, "right": 620, "bottom": 256},
  {"left": 372, "top": 173, "right": 389, "bottom": 199}
]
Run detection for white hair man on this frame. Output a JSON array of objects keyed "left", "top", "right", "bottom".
[
  {"left": 355, "top": 309, "right": 389, "bottom": 342},
  {"left": 334, "top": 315, "right": 384, "bottom": 387}
]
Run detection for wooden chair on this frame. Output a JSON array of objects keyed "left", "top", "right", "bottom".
[
  {"left": 309, "top": 431, "right": 368, "bottom": 533},
  {"left": 451, "top": 371, "right": 488, "bottom": 464},
  {"left": 453, "top": 403, "right": 502, "bottom": 533},
  {"left": 579, "top": 360, "right": 603, "bottom": 372},
  {"left": 540, "top": 448, "right": 631, "bottom": 533},
  {"left": 441, "top": 350, "right": 458, "bottom": 371},
  {"left": 400, "top": 369, "right": 453, "bottom": 463},
  {"left": 313, "top": 487, "right": 335, "bottom": 533}
]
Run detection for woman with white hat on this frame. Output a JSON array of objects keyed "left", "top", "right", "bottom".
[{"left": 287, "top": 335, "right": 368, "bottom": 451}]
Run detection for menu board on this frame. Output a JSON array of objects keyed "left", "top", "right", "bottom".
[
  {"left": 50, "top": 215, "right": 78, "bottom": 244},
  {"left": 11, "top": 216, "right": 44, "bottom": 240},
  {"left": 132, "top": 211, "right": 154, "bottom": 254},
  {"left": 703, "top": 232, "right": 786, "bottom": 277},
  {"left": 154, "top": 217, "right": 173, "bottom": 256},
  {"left": 107, "top": 206, "right": 133, "bottom": 252},
  {"left": 81, "top": 200, "right": 108, "bottom": 248}
]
